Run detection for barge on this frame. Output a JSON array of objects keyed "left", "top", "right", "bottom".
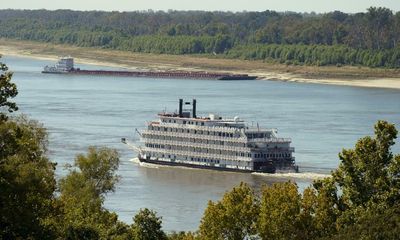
[
  {"left": 42, "top": 56, "right": 257, "bottom": 80},
  {"left": 123, "top": 99, "right": 298, "bottom": 173}
]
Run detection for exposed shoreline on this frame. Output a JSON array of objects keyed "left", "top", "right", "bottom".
[{"left": 1, "top": 39, "right": 400, "bottom": 90}]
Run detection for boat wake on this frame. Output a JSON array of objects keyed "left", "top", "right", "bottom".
[
  {"left": 130, "top": 158, "right": 160, "bottom": 169},
  {"left": 251, "top": 172, "right": 331, "bottom": 180},
  {"left": 130, "top": 158, "right": 331, "bottom": 179}
]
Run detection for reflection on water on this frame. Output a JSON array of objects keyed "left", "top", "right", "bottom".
[{"left": 3, "top": 55, "right": 400, "bottom": 231}]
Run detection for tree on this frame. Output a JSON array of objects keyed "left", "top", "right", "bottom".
[
  {"left": 131, "top": 208, "right": 167, "bottom": 240},
  {"left": 313, "top": 120, "right": 400, "bottom": 238},
  {"left": 199, "top": 182, "right": 258, "bottom": 240},
  {"left": 365, "top": 7, "right": 393, "bottom": 49},
  {"left": 328, "top": 203, "right": 400, "bottom": 240},
  {"left": 74, "top": 146, "right": 121, "bottom": 195},
  {"left": 0, "top": 55, "right": 57, "bottom": 239},
  {"left": 168, "top": 231, "right": 197, "bottom": 240},
  {"left": 213, "top": 34, "right": 232, "bottom": 54},
  {"left": 55, "top": 147, "right": 128, "bottom": 239},
  {"left": 0, "top": 115, "right": 57, "bottom": 239},
  {"left": 0, "top": 59, "right": 132, "bottom": 239},
  {"left": 0, "top": 57, "right": 18, "bottom": 121},
  {"left": 257, "top": 181, "right": 301, "bottom": 240},
  {"left": 335, "top": 120, "right": 399, "bottom": 204}
]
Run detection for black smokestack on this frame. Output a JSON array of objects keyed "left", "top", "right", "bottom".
[
  {"left": 179, "top": 99, "right": 183, "bottom": 117},
  {"left": 192, "top": 99, "right": 197, "bottom": 118}
]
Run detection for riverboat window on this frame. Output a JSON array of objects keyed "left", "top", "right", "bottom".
[
  {"left": 201, "top": 122, "right": 204, "bottom": 126},
  {"left": 183, "top": 121, "right": 186, "bottom": 124}
]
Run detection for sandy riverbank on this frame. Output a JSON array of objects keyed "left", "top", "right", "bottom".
[{"left": 1, "top": 39, "right": 400, "bottom": 90}]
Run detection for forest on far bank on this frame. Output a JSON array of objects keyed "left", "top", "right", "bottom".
[{"left": 0, "top": 7, "right": 399, "bottom": 67}]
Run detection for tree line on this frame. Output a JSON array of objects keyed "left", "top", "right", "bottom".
[
  {"left": 1, "top": 58, "right": 400, "bottom": 239},
  {"left": 0, "top": 7, "right": 399, "bottom": 67},
  {"left": 226, "top": 44, "right": 400, "bottom": 67}
]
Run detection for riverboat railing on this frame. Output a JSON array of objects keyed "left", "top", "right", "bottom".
[
  {"left": 144, "top": 138, "right": 251, "bottom": 153},
  {"left": 142, "top": 147, "right": 253, "bottom": 162}
]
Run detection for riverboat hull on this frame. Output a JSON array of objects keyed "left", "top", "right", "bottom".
[{"left": 138, "top": 156, "right": 277, "bottom": 173}]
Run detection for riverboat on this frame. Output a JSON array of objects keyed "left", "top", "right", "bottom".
[{"left": 123, "top": 99, "right": 298, "bottom": 173}]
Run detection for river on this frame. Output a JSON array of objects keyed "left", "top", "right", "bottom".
[{"left": 3, "top": 55, "right": 400, "bottom": 231}]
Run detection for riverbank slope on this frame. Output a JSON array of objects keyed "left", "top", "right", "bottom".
[{"left": 1, "top": 39, "right": 400, "bottom": 89}]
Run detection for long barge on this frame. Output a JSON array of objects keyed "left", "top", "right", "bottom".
[{"left": 42, "top": 56, "right": 258, "bottom": 80}]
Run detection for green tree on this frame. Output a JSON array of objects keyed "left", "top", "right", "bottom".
[
  {"left": 55, "top": 147, "right": 129, "bottom": 239},
  {"left": 328, "top": 203, "right": 400, "bottom": 240},
  {"left": 131, "top": 208, "right": 167, "bottom": 240},
  {"left": 0, "top": 115, "right": 57, "bottom": 239},
  {"left": 199, "top": 182, "right": 258, "bottom": 240},
  {"left": 330, "top": 120, "right": 400, "bottom": 227},
  {"left": 0, "top": 57, "right": 18, "bottom": 121},
  {"left": 311, "top": 120, "right": 400, "bottom": 238},
  {"left": 0, "top": 60, "right": 132, "bottom": 239},
  {"left": 257, "top": 181, "right": 301, "bottom": 240},
  {"left": 168, "top": 231, "right": 197, "bottom": 240},
  {"left": 311, "top": 177, "right": 341, "bottom": 237},
  {"left": 74, "top": 146, "right": 121, "bottom": 195}
]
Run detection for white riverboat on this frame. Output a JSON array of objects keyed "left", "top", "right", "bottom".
[{"left": 123, "top": 99, "right": 298, "bottom": 173}]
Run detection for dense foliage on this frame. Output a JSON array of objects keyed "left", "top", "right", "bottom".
[
  {"left": 197, "top": 120, "right": 400, "bottom": 240},
  {"left": 1, "top": 7, "right": 400, "bottom": 67},
  {"left": 131, "top": 208, "right": 167, "bottom": 240},
  {"left": 0, "top": 58, "right": 18, "bottom": 121},
  {"left": 0, "top": 115, "right": 56, "bottom": 239},
  {"left": 199, "top": 182, "right": 257, "bottom": 239}
]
